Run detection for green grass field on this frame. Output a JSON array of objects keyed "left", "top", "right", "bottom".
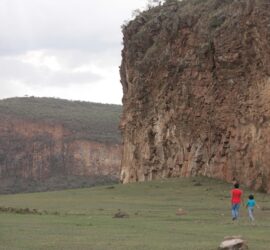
[{"left": 0, "top": 177, "right": 269, "bottom": 250}]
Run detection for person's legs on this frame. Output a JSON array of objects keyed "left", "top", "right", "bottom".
[
  {"left": 235, "top": 203, "right": 240, "bottom": 219},
  {"left": 231, "top": 204, "right": 237, "bottom": 219},
  {"left": 232, "top": 203, "right": 240, "bottom": 220},
  {"left": 248, "top": 207, "right": 255, "bottom": 221}
]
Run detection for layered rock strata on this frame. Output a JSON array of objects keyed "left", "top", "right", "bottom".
[
  {"left": 120, "top": 0, "right": 270, "bottom": 192},
  {"left": 0, "top": 115, "right": 121, "bottom": 185}
]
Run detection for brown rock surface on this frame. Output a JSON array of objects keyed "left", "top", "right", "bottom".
[
  {"left": 120, "top": 0, "right": 270, "bottom": 192},
  {"left": 0, "top": 115, "right": 122, "bottom": 192}
]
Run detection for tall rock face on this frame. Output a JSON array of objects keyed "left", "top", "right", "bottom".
[{"left": 120, "top": 0, "right": 270, "bottom": 192}]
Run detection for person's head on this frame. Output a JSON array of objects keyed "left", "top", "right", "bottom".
[
  {"left": 249, "top": 194, "right": 254, "bottom": 200},
  {"left": 232, "top": 179, "right": 238, "bottom": 185},
  {"left": 234, "top": 183, "right": 239, "bottom": 189}
]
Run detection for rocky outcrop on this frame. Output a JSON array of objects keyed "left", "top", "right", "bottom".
[
  {"left": 0, "top": 115, "right": 121, "bottom": 191},
  {"left": 219, "top": 236, "right": 248, "bottom": 250},
  {"left": 120, "top": 0, "right": 270, "bottom": 192}
]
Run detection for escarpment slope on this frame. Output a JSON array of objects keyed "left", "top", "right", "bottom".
[
  {"left": 120, "top": 0, "right": 270, "bottom": 192},
  {"left": 0, "top": 97, "right": 122, "bottom": 193}
]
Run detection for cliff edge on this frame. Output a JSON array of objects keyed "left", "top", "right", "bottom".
[{"left": 120, "top": 0, "right": 270, "bottom": 192}]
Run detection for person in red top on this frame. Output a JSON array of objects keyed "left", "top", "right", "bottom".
[{"left": 231, "top": 183, "right": 243, "bottom": 220}]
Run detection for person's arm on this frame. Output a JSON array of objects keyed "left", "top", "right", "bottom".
[
  {"left": 231, "top": 189, "right": 233, "bottom": 205},
  {"left": 256, "top": 201, "right": 260, "bottom": 209}
]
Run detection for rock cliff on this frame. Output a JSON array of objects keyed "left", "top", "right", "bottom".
[
  {"left": 120, "top": 0, "right": 270, "bottom": 192},
  {"left": 0, "top": 98, "right": 122, "bottom": 193}
]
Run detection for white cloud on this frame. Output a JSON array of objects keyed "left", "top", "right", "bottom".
[
  {"left": 20, "top": 51, "right": 62, "bottom": 71},
  {"left": 0, "top": 0, "right": 147, "bottom": 104},
  {"left": 0, "top": 50, "right": 102, "bottom": 87}
]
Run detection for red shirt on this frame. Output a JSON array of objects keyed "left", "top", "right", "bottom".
[{"left": 231, "top": 188, "right": 243, "bottom": 204}]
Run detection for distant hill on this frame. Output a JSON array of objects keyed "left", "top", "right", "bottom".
[
  {"left": 0, "top": 97, "right": 122, "bottom": 193},
  {"left": 0, "top": 97, "right": 122, "bottom": 144}
]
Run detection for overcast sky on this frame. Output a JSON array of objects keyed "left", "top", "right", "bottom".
[{"left": 0, "top": 0, "right": 148, "bottom": 104}]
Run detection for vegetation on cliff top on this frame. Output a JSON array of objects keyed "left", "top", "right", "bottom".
[{"left": 0, "top": 97, "right": 122, "bottom": 143}]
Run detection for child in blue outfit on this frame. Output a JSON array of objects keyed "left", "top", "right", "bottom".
[{"left": 246, "top": 194, "right": 259, "bottom": 223}]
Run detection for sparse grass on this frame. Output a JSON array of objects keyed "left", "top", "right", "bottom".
[{"left": 0, "top": 177, "right": 269, "bottom": 250}]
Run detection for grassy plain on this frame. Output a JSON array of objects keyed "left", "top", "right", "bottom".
[{"left": 0, "top": 177, "right": 270, "bottom": 250}]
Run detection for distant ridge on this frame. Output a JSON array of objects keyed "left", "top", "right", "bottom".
[{"left": 0, "top": 97, "right": 122, "bottom": 143}]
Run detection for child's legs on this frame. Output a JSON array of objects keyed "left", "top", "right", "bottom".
[{"left": 248, "top": 207, "right": 255, "bottom": 221}]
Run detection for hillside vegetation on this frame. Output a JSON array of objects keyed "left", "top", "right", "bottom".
[
  {"left": 0, "top": 177, "right": 269, "bottom": 249},
  {"left": 0, "top": 97, "right": 122, "bottom": 143}
]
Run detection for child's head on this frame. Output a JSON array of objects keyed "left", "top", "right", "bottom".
[
  {"left": 234, "top": 183, "right": 239, "bottom": 189},
  {"left": 249, "top": 194, "right": 254, "bottom": 200}
]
